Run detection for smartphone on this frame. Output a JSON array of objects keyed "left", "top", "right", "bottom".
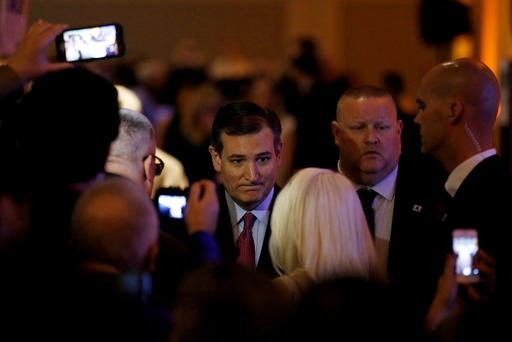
[
  {"left": 154, "top": 187, "right": 189, "bottom": 220},
  {"left": 452, "top": 228, "right": 479, "bottom": 284},
  {"left": 55, "top": 23, "right": 125, "bottom": 62}
]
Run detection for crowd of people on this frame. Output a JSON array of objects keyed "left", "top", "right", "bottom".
[{"left": 0, "top": 20, "right": 509, "bottom": 342}]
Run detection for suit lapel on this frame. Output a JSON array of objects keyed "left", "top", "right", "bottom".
[{"left": 214, "top": 186, "right": 237, "bottom": 261}]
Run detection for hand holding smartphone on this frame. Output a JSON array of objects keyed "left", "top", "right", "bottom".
[
  {"left": 55, "top": 23, "right": 125, "bottom": 62},
  {"left": 452, "top": 228, "right": 479, "bottom": 284}
]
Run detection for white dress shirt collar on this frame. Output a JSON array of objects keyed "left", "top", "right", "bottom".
[
  {"left": 337, "top": 160, "right": 398, "bottom": 200},
  {"left": 445, "top": 149, "right": 496, "bottom": 197}
]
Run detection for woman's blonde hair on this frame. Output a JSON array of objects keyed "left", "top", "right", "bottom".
[{"left": 269, "top": 168, "right": 378, "bottom": 282}]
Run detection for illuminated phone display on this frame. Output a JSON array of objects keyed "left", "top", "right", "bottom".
[
  {"left": 452, "top": 229, "right": 479, "bottom": 283},
  {"left": 56, "top": 23, "right": 125, "bottom": 62}
]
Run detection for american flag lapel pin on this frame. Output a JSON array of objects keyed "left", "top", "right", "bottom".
[{"left": 412, "top": 204, "right": 422, "bottom": 213}]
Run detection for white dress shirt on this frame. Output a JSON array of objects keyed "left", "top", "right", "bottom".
[
  {"left": 445, "top": 149, "right": 497, "bottom": 197},
  {"left": 225, "top": 188, "right": 274, "bottom": 266}
]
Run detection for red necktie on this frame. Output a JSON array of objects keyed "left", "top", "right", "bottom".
[{"left": 236, "top": 212, "right": 256, "bottom": 268}]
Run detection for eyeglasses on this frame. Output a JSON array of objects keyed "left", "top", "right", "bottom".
[
  {"left": 144, "top": 154, "right": 165, "bottom": 176},
  {"left": 154, "top": 155, "right": 165, "bottom": 176}
]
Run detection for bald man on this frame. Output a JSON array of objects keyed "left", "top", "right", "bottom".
[
  {"left": 415, "top": 58, "right": 510, "bottom": 340},
  {"left": 71, "top": 176, "right": 159, "bottom": 274},
  {"left": 415, "top": 58, "right": 509, "bottom": 258},
  {"left": 68, "top": 177, "right": 170, "bottom": 341}
]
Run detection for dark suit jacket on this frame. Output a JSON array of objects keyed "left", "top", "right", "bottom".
[
  {"left": 443, "top": 154, "right": 510, "bottom": 259},
  {"left": 214, "top": 185, "right": 280, "bottom": 278},
  {"left": 441, "top": 154, "right": 511, "bottom": 340},
  {"left": 386, "top": 154, "right": 449, "bottom": 323}
]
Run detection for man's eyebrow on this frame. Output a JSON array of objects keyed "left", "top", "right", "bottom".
[{"left": 227, "top": 154, "right": 246, "bottom": 159}]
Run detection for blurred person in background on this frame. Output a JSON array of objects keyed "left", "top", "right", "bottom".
[{"left": 161, "top": 80, "right": 224, "bottom": 183}]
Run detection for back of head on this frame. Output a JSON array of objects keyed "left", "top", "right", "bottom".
[
  {"left": 108, "top": 108, "right": 154, "bottom": 169},
  {"left": 172, "top": 262, "right": 288, "bottom": 342},
  {"left": 71, "top": 177, "right": 159, "bottom": 272},
  {"left": 19, "top": 67, "right": 120, "bottom": 185},
  {"left": 210, "top": 100, "right": 282, "bottom": 155},
  {"left": 270, "top": 168, "right": 377, "bottom": 282},
  {"left": 111, "top": 108, "right": 155, "bottom": 159},
  {"left": 426, "top": 58, "right": 500, "bottom": 128},
  {"left": 291, "top": 277, "right": 411, "bottom": 341}
]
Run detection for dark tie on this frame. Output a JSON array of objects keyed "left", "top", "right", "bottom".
[
  {"left": 357, "top": 188, "right": 377, "bottom": 239},
  {"left": 236, "top": 212, "right": 256, "bottom": 268}
]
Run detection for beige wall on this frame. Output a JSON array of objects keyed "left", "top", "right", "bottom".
[
  {"left": 339, "top": 0, "right": 438, "bottom": 93},
  {"left": 28, "top": 0, "right": 438, "bottom": 93},
  {"left": 29, "top": 0, "right": 287, "bottom": 63}
]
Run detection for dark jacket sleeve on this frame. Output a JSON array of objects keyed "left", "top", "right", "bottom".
[{"left": 0, "top": 65, "right": 23, "bottom": 101}]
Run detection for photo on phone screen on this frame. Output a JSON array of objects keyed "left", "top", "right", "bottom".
[
  {"left": 154, "top": 187, "right": 189, "bottom": 220},
  {"left": 452, "top": 228, "right": 479, "bottom": 283},
  {"left": 56, "top": 23, "right": 125, "bottom": 62},
  {"left": 157, "top": 194, "right": 187, "bottom": 219}
]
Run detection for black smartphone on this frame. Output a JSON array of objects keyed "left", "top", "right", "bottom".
[
  {"left": 154, "top": 187, "right": 189, "bottom": 220},
  {"left": 55, "top": 23, "right": 125, "bottom": 62}
]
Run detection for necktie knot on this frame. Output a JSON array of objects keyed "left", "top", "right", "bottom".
[
  {"left": 243, "top": 212, "right": 257, "bottom": 232},
  {"left": 357, "top": 188, "right": 377, "bottom": 207}
]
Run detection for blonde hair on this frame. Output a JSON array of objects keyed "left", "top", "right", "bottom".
[{"left": 270, "top": 168, "right": 378, "bottom": 282}]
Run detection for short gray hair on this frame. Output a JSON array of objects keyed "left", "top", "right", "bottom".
[{"left": 109, "top": 108, "right": 155, "bottom": 162}]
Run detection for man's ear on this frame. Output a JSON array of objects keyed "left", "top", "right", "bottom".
[
  {"left": 331, "top": 120, "right": 341, "bottom": 146},
  {"left": 142, "top": 243, "right": 159, "bottom": 274},
  {"left": 448, "top": 99, "right": 463, "bottom": 124},
  {"left": 209, "top": 145, "right": 222, "bottom": 173},
  {"left": 397, "top": 119, "right": 403, "bottom": 136},
  {"left": 141, "top": 155, "right": 155, "bottom": 196},
  {"left": 275, "top": 141, "right": 283, "bottom": 166}
]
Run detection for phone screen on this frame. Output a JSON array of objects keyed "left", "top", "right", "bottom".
[
  {"left": 452, "top": 229, "right": 479, "bottom": 283},
  {"left": 56, "top": 24, "right": 124, "bottom": 62},
  {"left": 157, "top": 194, "right": 187, "bottom": 219}
]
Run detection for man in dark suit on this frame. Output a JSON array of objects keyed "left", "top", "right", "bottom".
[
  {"left": 208, "top": 101, "right": 282, "bottom": 277},
  {"left": 415, "top": 58, "right": 509, "bottom": 339},
  {"left": 331, "top": 85, "right": 447, "bottom": 326}
]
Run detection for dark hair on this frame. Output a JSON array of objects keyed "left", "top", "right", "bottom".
[
  {"left": 210, "top": 101, "right": 281, "bottom": 155},
  {"left": 19, "top": 67, "right": 120, "bottom": 185}
]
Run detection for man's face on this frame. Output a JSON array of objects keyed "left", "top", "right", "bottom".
[
  {"left": 210, "top": 127, "right": 281, "bottom": 210},
  {"left": 331, "top": 96, "right": 402, "bottom": 186},
  {"left": 414, "top": 74, "right": 449, "bottom": 158}
]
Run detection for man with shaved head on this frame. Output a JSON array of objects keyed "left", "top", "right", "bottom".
[
  {"left": 415, "top": 58, "right": 506, "bottom": 257},
  {"left": 415, "top": 58, "right": 509, "bottom": 339},
  {"left": 68, "top": 176, "right": 170, "bottom": 341},
  {"left": 71, "top": 177, "right": 160, "bottom": 274}
]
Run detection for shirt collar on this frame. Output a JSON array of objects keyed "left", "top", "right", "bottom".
[
  {"left": 338, "top": 160, "right": 398, "bottom": 201},
  {"left": 445, "top": 149, "right": 497, "bottom": 197},
  {"left": 225, "top": 187, "right": 275, "bottom": 224}
]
